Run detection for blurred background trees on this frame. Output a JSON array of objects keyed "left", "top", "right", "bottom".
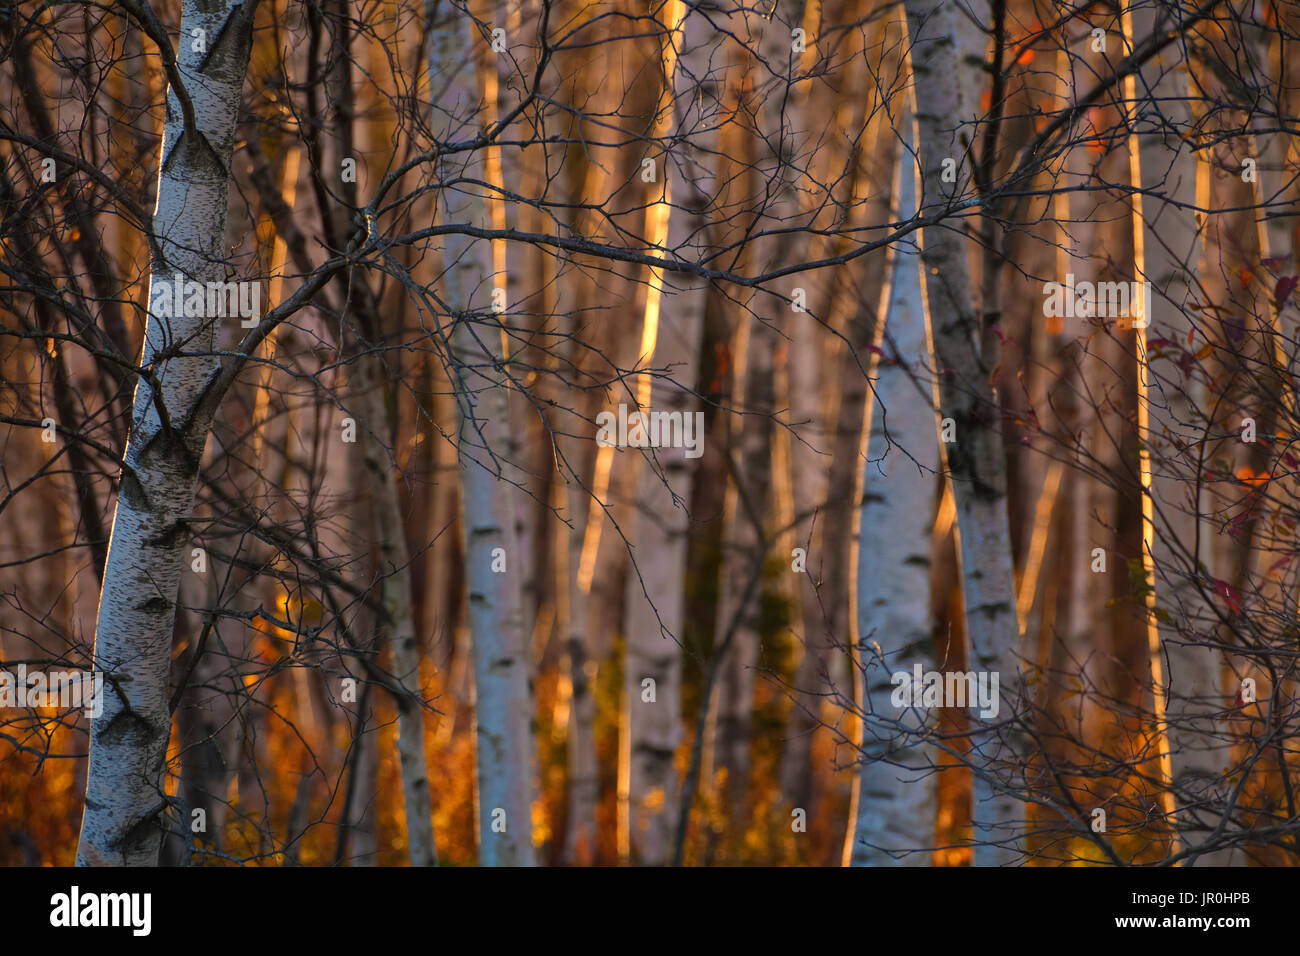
[{"left": 2, "top": 0, "right": 1300, "bottom": 866}]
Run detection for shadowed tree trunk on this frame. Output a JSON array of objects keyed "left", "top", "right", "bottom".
[
  {"left": 620, "top": 0, "right": 727, "bottom": 866},
  {"left": 901, "top": 0, "right": 1023, "bottom": 865},
  {"left": 1125, "top": 0, "right": 1232, "bottom": 864},
  {"left": 350, "top": 349, "right": 439, "bottom": 866}
]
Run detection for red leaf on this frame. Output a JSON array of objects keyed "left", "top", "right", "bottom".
[
  {"left": 1215, "top": 579, "right": 1242, "bottom": 614},
  {"left": 1267, "top": 553, "right": 1296, "bottom": 575},
  {"left": 1275, "top": 275, "right": 1298, "bottom": 310}
]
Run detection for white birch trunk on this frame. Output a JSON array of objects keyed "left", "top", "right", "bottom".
[
  {"left": 351, "top": 352, "right": 438, "bottom": 866},
  {"left": 847, "top": 110, "right": 939, "bottom": 865},
  {"left": 902, "top": 0, "right": 1024, "bottom": 865},
  {"left": 77, "top": 0, "right": 255, "bottom": 866},
  {"left": 428, "top": 1, "right": 535, "bottom": 867}
]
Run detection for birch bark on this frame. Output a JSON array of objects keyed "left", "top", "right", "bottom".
[
  {"left": 901, "top": 0, "right": 1023, "bottom": 865},
  {"left": 428, "top": 0, "right": 535, "bottom": 866},
  {"left": 351, "top": 351, "right": 439, "bottom": 866},
  {"left": 77, "top": 0, "right": 256, "bottom": 867},
  {"left": 847, "top": 106, "right": 939, "bottom": 865}
]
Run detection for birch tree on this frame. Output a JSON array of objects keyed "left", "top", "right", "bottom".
[
  {"left": 350, "top": 351, "right": 439, "bottom": 866},
  {"left": 77, "top": 0, "right": 258, "bottom": 866},
  {"left": 847, "top": 106, "right": 939, "bottom": 865},
  {"left": 428, "top": 0, "right": 535, "bottom": 867},
  {"left": 901, "top": 0, "right": 1023, "bottom": 864},
  {"left": 621, "top": 0, "right": 727, "bottom": 866}
]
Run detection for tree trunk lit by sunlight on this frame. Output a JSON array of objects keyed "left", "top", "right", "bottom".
[
  {"left": 619, "top": 0, "right": 726, "bottom": 866},
  {"left": 848, "top": 106, "right": 939, "bottom": 866},
  {"left": 1124, "top": 1, "right": 1232, "bottom": 865}
]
